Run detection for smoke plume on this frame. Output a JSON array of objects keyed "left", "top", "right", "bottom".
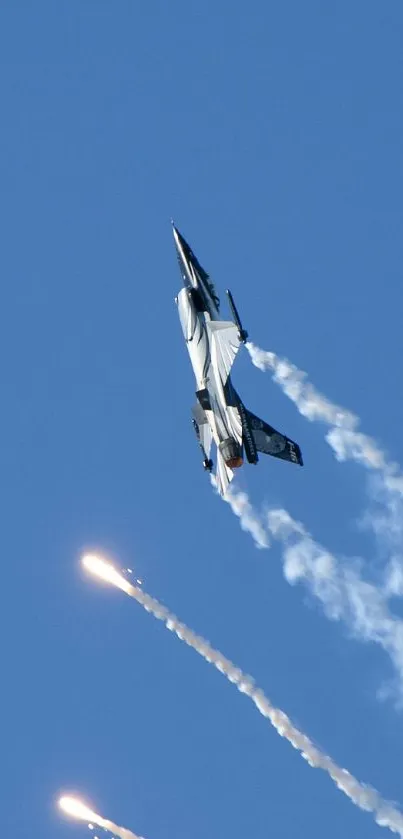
[
  {"left": 59, "top": 795, "right": 144, "bottom": 839},
  {"left": 246, "top": 341, "right": 391, "bottom": 470},
  {"left": 246, "top": 341, "right": 403, "bottom": 553},
  {"left": 83, "top": 554, "right": 403, "bottom": 837},
  {"left": 210, "top": 474, "right": 269, "bottom": 549},
  {"left": 266, "top": 508, "right": 403, "bottom": 692}
]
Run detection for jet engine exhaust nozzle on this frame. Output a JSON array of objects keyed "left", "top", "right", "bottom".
[{"left": 219, "top": 438, "right": 244, "bottom": 469}]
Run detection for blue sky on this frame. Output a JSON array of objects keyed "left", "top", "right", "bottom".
[{"left": 1, "top": 1, "right": 403, "bottom": 837}]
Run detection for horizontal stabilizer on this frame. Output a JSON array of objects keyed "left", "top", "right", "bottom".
[
  {"left": 245, "top": 408, "right": 303, "bottom": 466},
  {"left": 192, "top": 403, "right": 213, "bottom": 461},
  {"left": 192, "top": 402, "right": 208, "bottom": 426}
]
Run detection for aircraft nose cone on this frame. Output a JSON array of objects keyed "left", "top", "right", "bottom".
[{"left": 171, "top": 222, "right": 181, "bottom": 247}]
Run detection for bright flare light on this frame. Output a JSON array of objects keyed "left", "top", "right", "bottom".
[
  {"left": 59, "top": 796, "right": 99, "bottom": 823},
  {"left": 58, "top": 794, "right": 143, "bottom": 839},
  {"left": 82, "top": 554, "right": 132, "bottom": 594},
  {"left": 82, "top": 550, "right": 403, "bottom": 838}
]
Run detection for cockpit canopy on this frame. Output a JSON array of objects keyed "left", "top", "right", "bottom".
[{"left": 174, "top": 226, "right": 220, "bottom": 311}]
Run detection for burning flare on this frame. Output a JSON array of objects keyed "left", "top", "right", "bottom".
[
  {"left": 82, "top": 554, "right": 133, "bottom": 594},
  {"left": 82, "top": 554, "right": 403, "bottom": 837},
  {"left": 59, "top": 795, "right": 144, "bottom": 839},
  {"left": 59, "top": 796, "right": 99, "bottom": 823}
]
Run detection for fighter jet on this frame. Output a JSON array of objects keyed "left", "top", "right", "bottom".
[{"left": 173, "top": 223, "right": 303, "bottom": 495}]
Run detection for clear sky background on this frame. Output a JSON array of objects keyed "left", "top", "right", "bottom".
[{"left": 1, "top": 2, "right": 402, "bottom": 838}]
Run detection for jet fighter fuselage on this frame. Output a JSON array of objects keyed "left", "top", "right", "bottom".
[{"left": 172, "top": 224, "right": 303, "bottom": 495}]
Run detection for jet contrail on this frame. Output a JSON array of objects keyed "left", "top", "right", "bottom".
[
  {"left": 211, "top": 341, "right": 403, "bottom": 688},
  {"left": 59, "top": 795, "right": 144, "bottom": 839},
  {"left": 246, "top": 341, "right": 403, "bottom": 552},
  {"left": 266, "top": 508, "right": 403, "bottom": 691},
  {"left": 210, "top": 474, "right": 269, "bottom": 549},
  {"left": 82, "top": 553, "right": 403, "bottom": 837},
  {"left": 246, "top": 341, "right": 392, "bottom": 471},
  {"left": 214, "top": 462, "right": 403, "bottom": 690}
]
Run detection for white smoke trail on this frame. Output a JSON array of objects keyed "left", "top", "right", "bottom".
[
  {"left": 266, "top": 508, "right": 403, "bottom": 691},
  {"left": 246, "top": 341, "right": 403, "bottom": 552},
  {"left": 59, "top": 795, "right": 144, "bottom": 839},
  {"left": 210, "top": 474, "right": 269, "bottom": 549},
  {"left": 214, "top": 463, "right": 403, "bottom": 688},
  {"left": 83, "top": 554, "right": 403, "bottom": 837},
  {"left": 206, "top": 345, "right": 403, "bottom": 689},
  {"left": 246, "top": 341, "right": 393, "bottom": 472}
]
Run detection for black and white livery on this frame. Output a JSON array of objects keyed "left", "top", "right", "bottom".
[{"left": 173, "top": 224, "right": 303, "bottom": 496}]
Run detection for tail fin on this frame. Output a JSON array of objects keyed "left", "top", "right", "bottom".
[{"left": 243, "top": 407, "right": 303, "bottom": 466}]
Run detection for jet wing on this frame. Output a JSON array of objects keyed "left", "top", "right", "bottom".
[
  {"left": 192, "top": 403, "right": 213, "bottom": 459},
  {"left": 208, "top": 321, "right": 241, "bottom": 384}
]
